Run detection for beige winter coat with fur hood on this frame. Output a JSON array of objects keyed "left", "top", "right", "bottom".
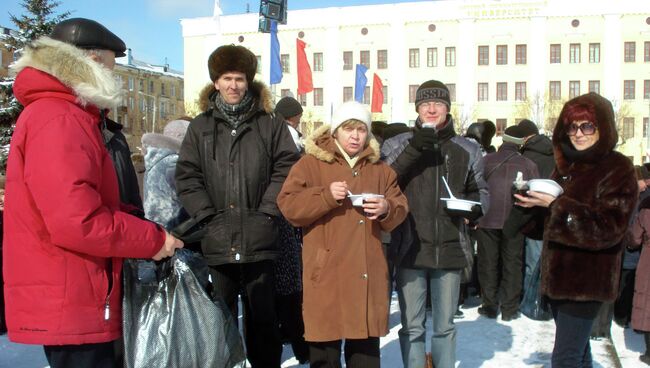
[{"left": 277, "top": 126, "right": 408, "bottom": 341}]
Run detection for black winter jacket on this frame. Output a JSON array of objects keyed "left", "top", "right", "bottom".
[
  {"left": 382, "top": 118, "right": 488, "bottom": 269},
  {"left": 175, "top": 81, "right": 300, "bottom": 265},
  {"left": 103, "top": 118, "right": 143, "bottom": 215},
  {"left": 521, "top": 134, "right": 555, "bottom": 179}
]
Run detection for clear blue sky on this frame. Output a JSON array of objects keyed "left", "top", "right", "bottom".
[{"left": 1, "top": 0, "right": 428, "bottom": 72}]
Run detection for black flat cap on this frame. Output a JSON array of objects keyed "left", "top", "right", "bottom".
[{"left": 50, "top": 18, "right": 126, "bottom": 57}]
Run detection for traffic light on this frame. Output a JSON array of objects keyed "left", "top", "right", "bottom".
[{"left": 259, "top": 0, "right": 287, "bottom": 33}]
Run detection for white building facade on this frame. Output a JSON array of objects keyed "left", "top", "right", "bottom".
[{"left": 181, "top": 0, "right": 650, "bottom": 162}]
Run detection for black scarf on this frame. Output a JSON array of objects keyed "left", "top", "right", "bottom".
[{"left": 213, "top": 92, "right": 254, "bottom": 128}]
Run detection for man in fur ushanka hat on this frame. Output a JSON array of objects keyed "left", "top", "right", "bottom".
[{"left": 175, "top": 44, "right": 300, "bottom": 368}]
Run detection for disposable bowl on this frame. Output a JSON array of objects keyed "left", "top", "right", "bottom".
[{"left": 528, "top": 179, "right": 564, "bottom": 197}]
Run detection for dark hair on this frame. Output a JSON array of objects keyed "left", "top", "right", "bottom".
[{"left": 560, "top": 101, "right": 597, "bottom": 128}]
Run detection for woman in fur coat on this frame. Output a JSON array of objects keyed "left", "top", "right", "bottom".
[
  {"left": 515, "top": 93, "right": 637, "bottom": 367},
  {"left": 277, "top": 101, "right": 408, "bottom": 368}
]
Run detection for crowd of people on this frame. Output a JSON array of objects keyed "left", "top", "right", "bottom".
[{"left": 1, "top": 16, "right": 650, "bottom": 368}]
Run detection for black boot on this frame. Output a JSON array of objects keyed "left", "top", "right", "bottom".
[{"left": 640, "top": 332, "right": 650, "bottom": 365}]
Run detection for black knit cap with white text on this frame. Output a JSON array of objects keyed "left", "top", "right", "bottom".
[{"left": 414, "top": 80, "right": 451, "bottom": 112}]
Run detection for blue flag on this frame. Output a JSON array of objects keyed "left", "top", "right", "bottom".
[
  {"left": 270, "top": 21, "right": 282, "bottom": 85},
  {"left": 354, "top": 64, "right": 368, "bottom": 103}
]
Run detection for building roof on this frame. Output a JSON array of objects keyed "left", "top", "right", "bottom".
[{"left": 116, "top": 50, "right": 183, "bottom": 79}]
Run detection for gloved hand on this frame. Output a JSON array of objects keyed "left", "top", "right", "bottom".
[
  {"left": 445, "top": 204, "right": 482, "bottom": 222},
  {"left": 409, "top": 128, "right": 439, "bottom": 151}
]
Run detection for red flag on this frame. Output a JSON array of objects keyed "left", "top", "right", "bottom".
[
  {"left": 371, "top": 73, "right": 384, "bottom": 113},
  {"left": 296, "top": 39, "right": 313, "bottom": 95}
]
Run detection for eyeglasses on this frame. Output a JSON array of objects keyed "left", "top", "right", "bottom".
[{"left": 566, "top": 122, "right": 597, "bottom": 136}]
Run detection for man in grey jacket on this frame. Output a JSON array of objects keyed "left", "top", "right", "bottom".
[{"left": 382, "top": 80, "right": 488, "bottom": 368}]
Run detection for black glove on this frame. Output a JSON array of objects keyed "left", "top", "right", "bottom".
[
  {"left": 445, "top": 204, "right": 482, "bottom": 222},
  {"left": 409, "top": 128, "right": 439, "bottom": 151}
]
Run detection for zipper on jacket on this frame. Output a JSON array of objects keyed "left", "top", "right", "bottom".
[
  {"left": 104, "top": 259, "right": 113, "bottom": 321},
  {"left": 104, "top": 301, "right": 110, "bottom": 320}
]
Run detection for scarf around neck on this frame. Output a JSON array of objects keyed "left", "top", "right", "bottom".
[{"left": 213, "top": 91, "right": 255, "bottom": 128}]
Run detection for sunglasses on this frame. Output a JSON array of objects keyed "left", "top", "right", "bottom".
[{"left": 566, "top": 122, "right": 597, "bottom": 136}]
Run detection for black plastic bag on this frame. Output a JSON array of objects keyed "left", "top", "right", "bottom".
[
  {"left": 520, "top": 257, "right": 552, "bottom": 321},
  {"left": 123, "top": 249, "right": 246, "bottom": 368}
]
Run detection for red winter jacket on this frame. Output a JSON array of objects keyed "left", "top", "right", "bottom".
[{"left": 3, "top": 37, "right": 165, "bottom": 345}]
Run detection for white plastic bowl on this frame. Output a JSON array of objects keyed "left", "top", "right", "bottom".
[
  {"left": 349, "top": 193, "right": 384, "bottom": 206},
  {"left": 528, "top": 179, "right": 564, "bottom": 197},
  {"left": 440, "top": 198, "right": 481, "bottom": 211}
]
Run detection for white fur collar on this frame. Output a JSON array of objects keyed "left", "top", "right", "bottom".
[{"left": 11, "top": 37, "right": 121, "bottom": 109}]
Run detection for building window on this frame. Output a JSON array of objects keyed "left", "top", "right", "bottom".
[
  {"left": 496, "top": 82, "right": 507, "bottom": 101},
  {"left": 343, "top": 87, "right": 353, "bottom": 102},
  {"left": 624, "top": 80, "right": 635, "bottom": 100},
  {"left": 644, "top": 117, "right": 649, "bottom": 138},
  {"left": 171, "top": 85, "right": 176, "bottom": 98},
  {"left": 409, "top": 48, "right": 420, "bottom": 68},
  {"left": 256, "top": 55, "right": 262, "bottom": 73},
  {"left": 645, "top": 42, "right": 650, "bottom": 62},
  {"left": 589, "top": 43, "right": 600, "bottom": 63},
  {"left": 149, "top": 80, "right": 155, "bottom": 93},
  {"left": 496, "top": 119, "right": 507, "bottom": 136},
  {"left": 496, "top": 45, "right": 507, "bottom": 65},
  {"left": 569, "top": 81, "right": 580, "bottom": 99},
  {"left": 377, "top": 50, "right": 388, "bottom": 69},
  {"left": 447, "top": 83, "right": 456, "bottom": 102},
  {"left": 343, "top": 51, "right": 353, "bottom": 70},
  {"left": 281, "top": 89, "right": 290, "bottom": 97},
  {"left": 281, "top": 54, "right": 290, "bottom": 73},
  {"left": 363, "top": 86, "right": 370, "bottom": 104},
  {"left": 139, "top": 96, "right": 145, "bottom": 112},
  {"left": 382, "top": 85, "right": 388, "bottom": 104},
  {"left": 427, "top": 47, "right": 438, "bottom": 67},
  {"left": 129, "top": 96, "right": 134, "bottom": 110},
  {"left": 128, "top": 77, "right": 134, "bottom": 91},
  {"left": 516, "top": 44, "right": 527, "bottom": 64},
  {"left": 139, "top": 79, "right": 144, "bottom": 91},
  {"left": 445, "top": 47, "right": 456, "bottom": 66},
  {"left": 409, "top": 85, "right": 419, "bottom": 103},
  {"left": 569, "top": 43, "right": 581, "bottom": 63},
  {"left": 550, "top": 44, "right": 561, "bottom": 64},
  {"left": 313, "top": 88, "right": 323, "bottom": 106},
  {"left": 645, "top": 80, "right": 650, "bottom": 99},
  {"left": 624, "top": 42, "right": 636, "bottom": 62},
  {"left": 478, "top": 83, "right": 488, "bottom": 101},
  {"left": 360, "top": 50, "right": 370, "bottom": 68},
  {"left": 589, "top": 80, "right": 600, "bottom": 94},
  {"left": 549, "top": 81, "right": 561, "bottom": 100},
  {"left": 161, "top": 83, "right": 166, "bottom": 97},
  {"left": 478, "top": 46, "right": 489, "bottom": 65},
  {"left": 623, "top": 117, "right": 634, "bottom": 139},
  {"left": 298, "top": 93, "right": 307, "bottom": 106},
  {"left": 313, "top": 52, "right": 323, "bottom": 72},
  {"left": 515, "top": 82, "right": 527, "bottom": 101}
]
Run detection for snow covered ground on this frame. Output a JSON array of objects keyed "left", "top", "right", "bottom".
[{"left": 0, "top": 293, "right": 645, "bottom": 368}]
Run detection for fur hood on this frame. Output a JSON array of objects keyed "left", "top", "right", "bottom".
[
  {"left": 197, "top": 80, "right": 274, "bottom": 114},
  {"left": 303, "top": 124, "right": 380, "bottom": 164},
  {"left": 552, "top": 92, "right": 618, "bottom": 175},
  {"left": 11, "top": 37, "right": 121, "bottom": 109}
]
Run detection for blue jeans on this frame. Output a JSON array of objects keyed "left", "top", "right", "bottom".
[
  {"left": 396, "top": 268, "right": 461, "bottom": 368},
  {"left": 550, "top": 300, "right": 602, "bottom": 368},
  {"left": 524, "top": 238, "right": 543, "bottom": 289}
]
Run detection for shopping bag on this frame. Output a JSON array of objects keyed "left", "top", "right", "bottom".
[
  {"left": 520, "top": 257, "right": 552, "bottom": 321},
  {"left": 123, "top": 249, "right": 246, "bottom": 368}
]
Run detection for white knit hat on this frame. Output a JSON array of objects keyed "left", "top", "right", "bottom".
[{"left": 330, "top": 101, "right": 371, "bottom": 134}]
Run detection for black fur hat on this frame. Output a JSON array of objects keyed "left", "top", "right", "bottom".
[{"left": 208, "top": 45, "right": 257, "bottom": 83}]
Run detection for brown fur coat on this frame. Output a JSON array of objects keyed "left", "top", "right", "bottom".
[{"left": 541, "top": 93, "right": 637, "bottom": 302}]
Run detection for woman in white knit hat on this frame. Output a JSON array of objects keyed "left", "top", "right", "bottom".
[{"left": 278, "top": 101, "right": 408, "bottom": 367}]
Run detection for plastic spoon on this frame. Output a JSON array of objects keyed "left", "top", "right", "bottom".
[
  {"left": 348, "top": 190, "right": 354, "bottom": 197},
  {"left": 441, "top": 176, "right": 456, "bottom": 199}
]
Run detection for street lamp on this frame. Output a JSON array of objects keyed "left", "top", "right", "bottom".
[{"left": 138, "top": 91, "right": 157, "bottom": 133}]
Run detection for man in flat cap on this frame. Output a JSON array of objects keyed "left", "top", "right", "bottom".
[
  {"left": 175, "top": 45, "right": 299, "bottom": 368},
  {"left": 3, "top": 18, "right": 183, "bottom": 367},
  {"left": 275, "top": 96, "right": 304, "bottom": 152}
]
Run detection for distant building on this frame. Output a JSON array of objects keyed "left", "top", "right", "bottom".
[
  {"left": 181, "top": 0, "right": 650, "bottom": 163},
  {"left": 113, "top": 49, "right": 185, "bottom": 150},
  {"left": 0, "top": 26, "right": 19, "bottom": 78}
]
